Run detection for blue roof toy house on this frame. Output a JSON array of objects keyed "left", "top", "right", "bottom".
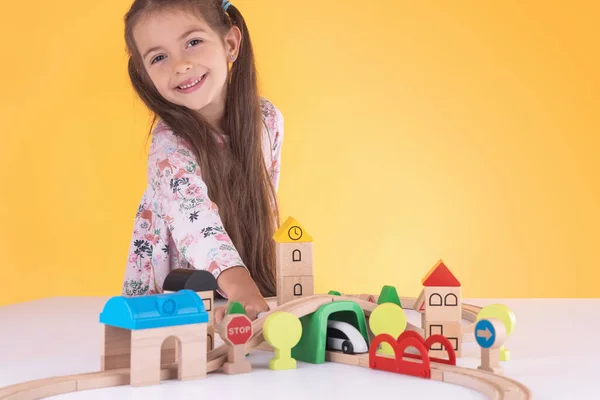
[{"left": 99, "top": 290, "right": 209, "bottom": 387}]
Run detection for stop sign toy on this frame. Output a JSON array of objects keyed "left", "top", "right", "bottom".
[
  {"left": 218, "top": 313, "right": 253, "bottom": 374},
  {"left": 226, "top": 315, "right": 252, "bottom": 344}
]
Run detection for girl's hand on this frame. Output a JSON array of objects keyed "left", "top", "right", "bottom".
[
  {"left": 214, "top": 266, "right": 271, "bottom": 324},
  {"left": 214, "top": 293, "right": 270, "bottom": 324}
]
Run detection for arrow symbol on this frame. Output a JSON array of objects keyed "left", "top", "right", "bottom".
[{"left": 477, "top": 327, "right": 492, "bottom": 340}]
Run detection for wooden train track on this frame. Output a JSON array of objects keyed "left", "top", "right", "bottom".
[{"left": 0, "top": 294, "right": 532, "bottom": 400}]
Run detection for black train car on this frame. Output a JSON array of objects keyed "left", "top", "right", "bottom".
[{"left": 163, "top": 268, "right": 218, "bottom": 350}]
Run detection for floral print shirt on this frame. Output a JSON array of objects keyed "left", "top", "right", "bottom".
[{"left": 121, "top": 97, "right": 283, "bottom": 298}]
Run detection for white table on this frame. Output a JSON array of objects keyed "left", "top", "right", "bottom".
[{"left": 0, "top": 297, "right": 598, "bottom": 399}]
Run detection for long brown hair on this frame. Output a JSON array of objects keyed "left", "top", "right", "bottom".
[{"left": 124, "top": 0, "right": 279, "bottom": 297}]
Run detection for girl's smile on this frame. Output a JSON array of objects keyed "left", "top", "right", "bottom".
[{"left": 175, "top": 73, "right": 208, "bottom": 93}]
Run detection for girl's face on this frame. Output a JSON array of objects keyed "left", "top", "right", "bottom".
[{"left": 133, "top": 9, "right": 239, "bottom": 114}]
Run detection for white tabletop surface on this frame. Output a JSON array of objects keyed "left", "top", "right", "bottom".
[{"left": 0, "top": 296, "right": 598, "bottom": 399}]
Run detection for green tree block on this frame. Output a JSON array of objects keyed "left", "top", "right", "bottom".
[
  {"left": 378, "top": 285, "right": 402, "bottom": 308},
  {"left": 291, "top": 301, "right": 369, "bottom": 364},
  {"left": 226, "top": 301, "right": 246, "bottom": 315},
  {"left": 328, "top": 290, "right": 341, "bottom": 296}
]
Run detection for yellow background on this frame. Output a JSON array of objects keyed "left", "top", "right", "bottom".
[{"left": 1, "top": 0, "right": 598, "bottom": 306}]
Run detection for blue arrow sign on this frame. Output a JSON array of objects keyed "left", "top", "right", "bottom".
[{"left": 475, "top": 319, "right": 496, "bottom": 348}]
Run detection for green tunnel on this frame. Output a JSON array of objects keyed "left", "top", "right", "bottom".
[{"left": 291, "top": 300, "right": 370, "bottom": 364}]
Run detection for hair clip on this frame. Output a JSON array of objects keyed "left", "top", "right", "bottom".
[{"left": 222, "top": 0, "right": 232, "bottom": 11}]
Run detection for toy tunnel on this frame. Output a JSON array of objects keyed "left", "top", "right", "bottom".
[{"left": 291, "top": 300, "right": 369, "bottom": 364}]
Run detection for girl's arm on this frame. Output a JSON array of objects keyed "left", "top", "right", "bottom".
[{"left": 150, "top": 127, "right": 252, "bottom": 299}]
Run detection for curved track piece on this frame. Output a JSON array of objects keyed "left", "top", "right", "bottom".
[
  {"left": 0, "top": 294, "right": 531, "bottom": 400},
  {"left": 433, "top": 363, "right": 532, "bottom": 399}
]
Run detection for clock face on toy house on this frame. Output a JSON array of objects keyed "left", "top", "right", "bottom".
[
  {"left": 273, "top": 217, "right": 312, "bottom": 244},
  {"left": 288, "top": 225, "right": 303, "bottom": 241}
]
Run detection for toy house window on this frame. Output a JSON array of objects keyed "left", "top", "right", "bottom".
[
  {"left": 448, "top": 337, "right": 458, "bottom": 350},
  {"left": 292, "top": 249, "right": 301, "bottom": 262},
  {"left": 444, "top": 293, "right": 458, "bottom": 306},
  {"left": 294, "top": 283, "right": 303, "bottom": 296},
  {"left": 202, "top": 298, "right": 212, "bottom": 312},
  {"left": 429, "top": 325, "right": 443, "bottom": 350},
  {"left": 429, "top": 293, "right": 442, "bottom": 306}
]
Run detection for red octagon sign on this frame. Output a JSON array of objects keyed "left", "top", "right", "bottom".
[{"left": 226, "top": 315, "right": 252, "bottom": 345}]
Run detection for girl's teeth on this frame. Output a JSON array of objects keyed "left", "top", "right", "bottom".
[{"left": 180, "top": 78, "right": 200, "bottom": 89}]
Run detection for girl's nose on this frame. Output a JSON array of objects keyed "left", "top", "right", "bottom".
[{"left": 174, "top": 60, "right": 193, "bottom": 74}]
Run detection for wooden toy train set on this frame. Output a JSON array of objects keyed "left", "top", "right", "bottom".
[{"left": 0, "top": 217, "right": 531, "bottom": 399}]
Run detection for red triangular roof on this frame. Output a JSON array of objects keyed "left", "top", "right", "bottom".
[{"left": 421, "top": 260, "right": 460, "bottom": 287}]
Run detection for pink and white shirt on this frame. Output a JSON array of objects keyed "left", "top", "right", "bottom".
[{"left": 121, "top": 97, "right": 283, "bottom": 297}]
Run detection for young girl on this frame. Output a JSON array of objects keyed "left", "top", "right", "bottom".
[{"left": 120, "top": 0, "right": 284, "bottom": 323}]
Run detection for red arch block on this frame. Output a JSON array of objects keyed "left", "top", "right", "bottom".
[
  {"left": 369, "top": 333, "right": 402, "bottom": 373},
  {"left": 401, "top": 331, "right": 456, "bottom": 366},
  {"left": 395, "top": 335, "right": 430, "bottom": 378},
  {"left": 369, "top": 331, "right": 431, "bottom": 379},
  {"left": 424, "top": 334, "right": 456, "bottom": 365}
]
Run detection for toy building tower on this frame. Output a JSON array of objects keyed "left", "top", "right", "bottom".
[
  {"left": 415, "top": 259, "right": 462, "bottom": 358},
  {"left": 163, "top": 269, "right": 218, "bottom": 351},
  {"left": 99, "top": 289, "right": 208, "bottom": 387},
  {"left": 273, "top": 216, "right": 314, "bottom": 306}
]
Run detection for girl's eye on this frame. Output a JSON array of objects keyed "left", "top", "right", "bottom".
[
  {"left": 149, "top": 39, "right": 201, "bottom": 65},
  {"left": 150, "top": 55, "right": 165, "bottom": 65}
]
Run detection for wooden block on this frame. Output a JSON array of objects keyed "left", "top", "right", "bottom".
[
  {"left": 101, "top": 325, "right": 131, "bottom": 371},
  {"left": 130, "top": 324, "right": 207, "bottom": 387},
  {"left": 276, "top": 242, "right": 314, "bottom": 277},
  {"left": 178, "top": 325, "right": 208, "bottom": 381},
  {"left": 131, "top": 329, "right": 162, "bottom": 387},
  {"left": 277, "top": 275, "right": 314, "bottom": 305},
  {"left": 423, "top": 286, "right": 462, "bottom": 321},
  {"left": 101, "top": 324, "right": 177, "bottom": 370},
  {"left": 423, "top": 320, "right": 462, "bottom": 358}
]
